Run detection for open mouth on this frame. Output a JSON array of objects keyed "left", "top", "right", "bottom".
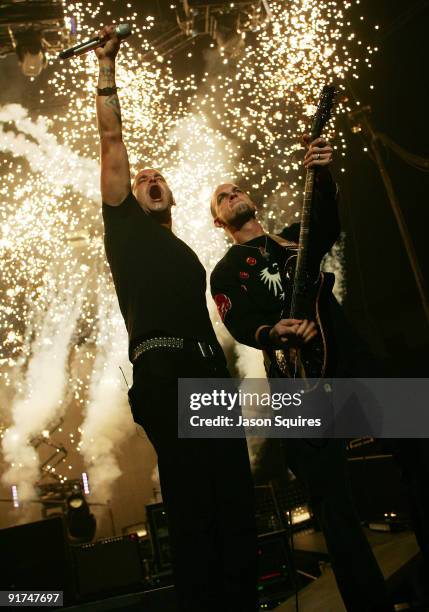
[{"left": 149, "top": 184, "right": 162, "bottom": 201}]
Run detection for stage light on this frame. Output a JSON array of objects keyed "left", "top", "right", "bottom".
[
  {"left": 0, "top": 0, "right": 72, "bottom": 77},
  {"left": 68, "top": 494, "right": 84, "bottom": 509},
  {"left": 82, "top": 472, "right": 90, "bottom": 495},
  {"left": 66, "top": 489, "right": 96, "bottom": 542},
  {"left": 290, "top": 504, "right": 311, "bottom": 525},
  {"left": 176, "top": 0, "right": 270, "bottom": 53},
  {"left": 14, "top": 29, "right": 47, "bottom": 77},
  {"left": 11, "top": 485, "right": 20, "bottom": 508}
]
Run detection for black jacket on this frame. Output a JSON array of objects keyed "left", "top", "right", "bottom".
[
  {"left": 210, "top": 178, "right": 374, "bottom": 376},
  {"left": 210, "top": 178, "right": 339, "bottom": 349}
]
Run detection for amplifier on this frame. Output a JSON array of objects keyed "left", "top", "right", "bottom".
[
  {"left": 257, "top": 532, "right": 295, "bottom": 607},
  {"left": 0, "top": 516, "right": 74, "bottom": 603},
  {"left": 146, "top": 503, "right": 172, "bottom": 573},
  {"left": 73, "top": 533, "right": 145, "bottom": 600},
  {"left": 346, "top": 439, "right": 406, "bottom": 522},
  {"left": 255, "top": 481, "right": 311, "bottom": 536},
  {"left": 255, "top": 484, "right": 284, "bottom": 535}
]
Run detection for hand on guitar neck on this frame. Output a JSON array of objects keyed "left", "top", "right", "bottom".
[
  {"left": 302, "top": 134, "right": 334, "bottom": 188},
  {"left": 268, "top": 318, "right": 318, "bottom": 349}
]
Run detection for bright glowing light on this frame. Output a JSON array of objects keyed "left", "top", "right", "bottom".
[{"left": 12, "top": 485, "right": 20, "bottom": 508}]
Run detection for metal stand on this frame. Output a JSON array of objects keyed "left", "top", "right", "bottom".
[{"left": 348, "top": 106, "right": 429, "bottom": 327}]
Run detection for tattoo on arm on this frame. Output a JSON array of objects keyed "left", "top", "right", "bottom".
[
  {"left": 100, "top": 66, "right": 114, "bottom": 78},
  {"left": 104, "top": 94, "right": 122, "bottom": 124},
  {"left": 96, "top": 63, "right": 122, "bottom": 136},
  {"left": 98, "top": 66, "right": 115, "bottom": 87}
]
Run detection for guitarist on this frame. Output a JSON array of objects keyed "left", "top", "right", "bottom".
[
  {"left": 210, "top": 135, "right": 393, "bottom": 612},
  {"left": 210, "top": 134, "right": 336, "bottom": 365}
]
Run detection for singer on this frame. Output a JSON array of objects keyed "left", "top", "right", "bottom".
[{"left": 93, "top": 25, "right": 257, "bottom": 612}]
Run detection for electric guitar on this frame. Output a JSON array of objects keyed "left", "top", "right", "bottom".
[{"left": 273, "top": 85, "right": 336, "bottom": 389}]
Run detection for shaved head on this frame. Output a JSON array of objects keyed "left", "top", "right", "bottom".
[
  {"left": 132, "top": 168, "right": 166, "bottom": 195},
  {"left": 132, "top": 168, "right": 175, "bottom": 220},
  {"left": 210, "top": 183, "right": 257, "bottom": 230}
]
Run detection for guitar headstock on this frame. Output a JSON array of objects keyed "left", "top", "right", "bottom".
[{"left": 309, "top": 85, "right": 336, "bottom": 141}]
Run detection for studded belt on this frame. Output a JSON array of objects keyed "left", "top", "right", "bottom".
[{"left": 131, "top": 336, "right": 217, "bottom": 364}]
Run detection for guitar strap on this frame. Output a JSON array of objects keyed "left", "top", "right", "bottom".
[
  {"left": 267, "top": 234, "right": 298, "bottom": 250},
  {"left": 258, "top": 235, "right": 299, "bottom": 376}
]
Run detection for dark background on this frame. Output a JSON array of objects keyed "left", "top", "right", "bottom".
[
  {"left": 337, "top": 0, "right": 429, "bottom": 375},
  {"left": 1, "top": 0, "right": 428, "bottom": 375}
]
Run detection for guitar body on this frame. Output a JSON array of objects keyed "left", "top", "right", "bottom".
[{"left": 274, "top": 254, "right": 334, "bottom": 388}]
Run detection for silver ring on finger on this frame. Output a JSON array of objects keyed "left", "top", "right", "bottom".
[{"left": 317, "top": 153, "right": 321, "bottom": 160}]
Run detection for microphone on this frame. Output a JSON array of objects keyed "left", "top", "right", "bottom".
[{"left": 58, "top": 24, "right": 132, "bottom": 60}]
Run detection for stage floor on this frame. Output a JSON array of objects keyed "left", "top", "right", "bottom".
[
  {"left": 277, "top": 528, "right": 420, "bottom": 611},
  {"left": 63, "top": 528, "right": 421, "bottom": 611}
]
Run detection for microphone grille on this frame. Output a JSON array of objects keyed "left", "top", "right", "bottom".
[{"left": 115, "top": 23, "right": 132, "bottom": 39}]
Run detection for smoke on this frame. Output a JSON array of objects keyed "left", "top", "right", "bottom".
[
  {"left": 234, "top": 344, "right": 268, "bottom": 467},
  {"left": 322, "top": 233, "right": 346, "bottom": 303},
  {"left": 79, "top": 292, "right": 134, "bottom": 503},
  {"left": 167, "top": 111, "right": 234, "bottom": 271},
  {"left": 150, "top": 465, "right": 162, "bottom": 503},
  {"left": 0, "top": 104, "right": 99, "bottom": 201},
  {"left": 166, "top": 111, "right": 242, "bottom": 358},
  {"left": 0, "top": 101, "right": 137, "bottom": 505},
  {"left": 234, "top": 344, "right": 266, "bottom": 378},
  {"left": 1, "top": 273, "right": 84, "bottom": 501}
]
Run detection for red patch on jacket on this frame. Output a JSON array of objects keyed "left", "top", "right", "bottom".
[
  {"left": 246, "top": 256, "right": 257, "bottom": 266},
  {"left": 214, "top": 293, "right": 232, "bottom": 322},
  {"left": 239, "top": 271, "right": 249, "bottom": 279}
]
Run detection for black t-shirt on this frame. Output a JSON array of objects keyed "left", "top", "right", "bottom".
[{"left": 103, "top": 192, "right": 220, "bottom": 358}]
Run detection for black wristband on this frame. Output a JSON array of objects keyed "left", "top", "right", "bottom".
[{"left": 97, "top": 86, "right": 117, "bottom": 96}]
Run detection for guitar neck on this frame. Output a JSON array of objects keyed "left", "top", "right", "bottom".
[
  {"left": 287, "top": 84, "right": 335, "bottom": 319},
  {"left": 289, "top": 167, "right": 315, "bottom": 317},
  {"left": 296, "top": 167, "right": 315, "bottom": 275}
]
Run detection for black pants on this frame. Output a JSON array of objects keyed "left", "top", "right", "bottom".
[
  {"left": 283, "top": 437, "right": 392, "bottom": 612},
  {"left": 128, "top": 346, "right": 258, "bottom": 612}
]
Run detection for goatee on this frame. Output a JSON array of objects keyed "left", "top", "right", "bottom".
[{"left": 230, "top": 205, "right": 256, "bottom": 229}]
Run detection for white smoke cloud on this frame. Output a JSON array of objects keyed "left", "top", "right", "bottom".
[
  {"left": 1, "top": 275, "right": 84, "bottom": 501},
  {"left": 0, "top": 103, "right": 135, "bottom": 505},
  {"left": 235, "top": 344, "right": 266, "bottom": 378},
  {"left": 0, "top": 104, "right": 99, "bottom": 201},
  {"left": 79, "top": 292, "right": 134, "bottom": 503},
  {"left": 322, "top": 233, "right": 346, "bottom": 303}
]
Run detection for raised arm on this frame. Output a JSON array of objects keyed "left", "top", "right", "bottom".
[{"left": 95, "top": 26, "right": 131, "bottom": 206}]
